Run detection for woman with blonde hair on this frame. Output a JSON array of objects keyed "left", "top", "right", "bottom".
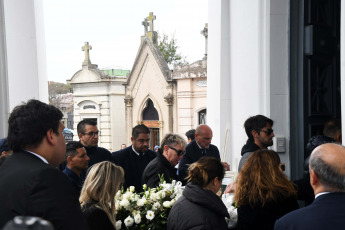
[
  {"left": 234, "top": 149, "right": 298, "bottom": 230},
  {"left": 168, "top": 156, "right": 229, "bottom": 230},
  {"left": 80, "top": 161, "right": 124, "bottom": 230}
]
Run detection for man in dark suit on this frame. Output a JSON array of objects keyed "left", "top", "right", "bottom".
[
  {"left": 178, "top": 124, "right": 230, "bottom": 184},
  {"left": 0, "top": 99, "right": 87, "bottom": 230},
  {"left": 112, "top": 124, "right": 156, "bottom": 192},
  {"left": 274, "top": 143, "right": 345, "bottom": 230}
]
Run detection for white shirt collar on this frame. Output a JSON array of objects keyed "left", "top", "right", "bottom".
[
  {"left": 132, "top": 146, "right": 144, "bottom": 156},
  {"left": 196, "top": 141, "right": 204, "bottom": 149},
  {"left": 24, "top": 150, "right": 49, "bottom": 164},
  {"left": 315, "top": 191, "right": 330, "bottom": 199}
]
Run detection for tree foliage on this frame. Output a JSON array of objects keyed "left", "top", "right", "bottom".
[
  {"left": 48, "top": 81, "right": 73, "bottom": 112},
  {"left": 158, "top": 33, "right": 188, "bottom": 66}
]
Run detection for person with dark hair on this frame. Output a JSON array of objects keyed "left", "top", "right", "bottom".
[
  {"left": 112, "top": 124, "right": 156, "bottom": 192},
  {"left": 238, "top": 115, "right": 275, "bottom": 172},
  {"left": 0, "top": 99, "right": 87, "bottom": 230},
  {"left": 234, "top": 150, "right": 298, "bottom": 230},
  {"left": 185, "top": 129, "right": 196, "bottom": 143},
  {"left": 275, "top": 143, "right": 345, "bottom": 230},
  {"left": 294, "top": 135, "right": 335, "bottom": 206},
  {"left": 77, "top": 119, "right": 112, "bottom": 170},
  {"left": 63, "top": 141, "right": 89, "bottom": 194},
  {"left": 142, "top": 133, "right": 187, "bottom": 188},
  {"left": 323, "top": 118, "right": 342, "bottom": 143},
  {"left": 168, "top": 156, "right": 229, "bottom": 230},
  {"left": 178, "top": 124, "right": 230, "bottom": 185}
]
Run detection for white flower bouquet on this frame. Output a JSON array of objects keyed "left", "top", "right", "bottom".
[
  {"left": 222, "top": 193, "right": 238, "bottom": 229},
  {"left": 114, "top": 179, "right": 184, "bottom": 230}
]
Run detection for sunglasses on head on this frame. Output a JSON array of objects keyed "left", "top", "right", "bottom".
[
  {"left": 168, "top": 145, "right": 185, "bottom": 156},
  {"left": 260, "top": 129, "right": 274, "bottom": 135}
]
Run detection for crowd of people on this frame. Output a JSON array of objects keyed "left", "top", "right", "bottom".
[{"left": 0, "top": 99, "right": 344, "bottom": 230}]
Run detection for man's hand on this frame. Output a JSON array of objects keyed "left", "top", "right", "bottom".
[
  {"left": 224, "top": 181, "right": 236, "bottom": 193},
  {"left": 221, "top": 161, "right": 230, "bottom": 171}
]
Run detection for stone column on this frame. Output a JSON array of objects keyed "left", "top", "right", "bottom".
[
  {"left": 164, "top": 93, "right": 174, "bottom": 133},
  {"left": 124, "top": 95, "right": 133, "bottom": 142}
]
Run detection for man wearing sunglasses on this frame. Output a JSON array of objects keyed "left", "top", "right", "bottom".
[
  {"left": 77, "top": 119, "right": 113, "bottom": 170},
  {"left": 142, "top": 133, "right": 187, "bottom": 188},
  {"left": 238, "top": 115, "right": 275, "bottom": 172}
]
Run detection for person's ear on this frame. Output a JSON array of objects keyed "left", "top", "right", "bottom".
[
  {"left": 213, "top": 177, "right": 219, "bottom": 186},
  {"left": 46, "top": 129, "right": 55, "bottom": 145},
  {"left": 78, "top": 132, "right": 83, "bottom": 140},
  {"left": 251, "top": 130, "right": 258, "bottom": 138},
  {"left": 310, "top": 169, "right": 319, "bottom": 186},
  {"left": 131, "top": 137, "right": 134, "bottom": 143},
  {"left": 66, "top": 155, "right": 72, "bottom": 164},
  {"left": 336, "top": 133, "right": 342, "bottom": 143}
]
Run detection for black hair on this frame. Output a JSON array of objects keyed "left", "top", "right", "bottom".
[
  {"left": 66, "top": 141, "right": 84, "bottom": 160},
  {"left": 132, "top": 124, "right": 150, "bottom": 140},
  {"left": 7, "top": 99, "right": 63, "bottom": 151},
  {"left": 244, "top": 115, "right": 273, "bottom": 140},
  {"left": 185, "top": 129, "right": 196, "bottom": 141},
  {"left": 77, "top": 119, "right": 97, "bottom": 134},
  {"left": 323, "top": 118, "right": 341, "bottom": 139}
]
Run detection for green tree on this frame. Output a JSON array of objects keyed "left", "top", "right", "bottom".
[
  {"left": 48, "top": 81, "right": 73, "bottom": 112},
  {"left": 158, "top": 33, "right": 188, "bottom": 66}
]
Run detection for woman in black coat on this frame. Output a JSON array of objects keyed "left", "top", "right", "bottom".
[
  {"left": 234, "top": 150, "right": 299, "bottom": 230},
  {"left": 80, "top": 161, "right": 124, "bottom": 230},
  {"left": 168, "top": 157, "right": 229, "bottom": 230}
]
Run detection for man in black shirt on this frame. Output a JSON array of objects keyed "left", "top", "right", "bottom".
[
  {"left": 63, "top": 141, "right": 89, "bottom": 194},
  {"left": 77, "top": 119, "right": 113, "bottom": 169}
]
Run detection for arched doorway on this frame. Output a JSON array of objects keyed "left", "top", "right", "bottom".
[{"left": 142, "top": 99, "right": 160, "bottom": 149}]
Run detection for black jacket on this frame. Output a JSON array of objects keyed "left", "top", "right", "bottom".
[
  {"left": 168, "top": 183, "right": 229, "bottom": 230},
  {"left": 142, "top": 152, "right": 178, "bottom": 188},
  {"left": 178, "top": 140, "right": 220, "bottom": 184},
  {"left": 237, "top": 195, "right": 298, "bottom": 230},
  {"left": 82, "top": 200, "right": 114, "bottom": 230},
  {"left": 0, "top": 151, "right": 87, "bottom": 230},
  {"left": 112, "top": 146, "right": 156, "bottom": 192},
  {"left": 84, "top": 146, "right": 113, "bottom": 168}
]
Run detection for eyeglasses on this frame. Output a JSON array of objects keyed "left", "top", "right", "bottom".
[
  {"left": 82, "top": 131, "right": 100, "bottom": 137},
  {"left": 260, "top": 129, "right": 274, "bottom": 135},
  {"left": 168, "top": 145, "right": 185, "bottom": 156}
]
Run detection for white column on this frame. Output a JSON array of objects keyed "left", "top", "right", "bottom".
[
  {"left": 207, "top": 0, "right": 231, "bottom": 163},
  {"left": 0, "top": 0, "right": 9, "bottom": 137},
  {"left": 341, "top": 0, "right": 345, "bottom": 143},
  {"left": 4, "top": 0, "right": 48, "bottom": 110},
  {"left": 208, "top": 0, "right": 290, "bottom": 175}
]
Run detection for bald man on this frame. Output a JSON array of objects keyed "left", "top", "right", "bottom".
[
  {"left": 178, "top": 124, "right": 230, "bottom": 184},
  {"left": 275, "top": 143, "right": 345, "bottom": 230}
]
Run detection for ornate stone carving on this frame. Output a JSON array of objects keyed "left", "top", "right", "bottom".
[
  {"left": 124, "top": 95, "right": 133, "bottom": 107},
  {"left": 164, "top": 93, "right": 174, "bottom": 106}
]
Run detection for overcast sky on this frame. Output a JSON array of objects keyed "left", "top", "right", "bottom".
[{"left": 43, "top": 0, "right": 208, "bottom": 83}]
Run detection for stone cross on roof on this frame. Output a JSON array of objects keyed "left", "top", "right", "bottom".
[
  {"left": 82, "top": 41, "right": 92, "bottom": 65},
  {"left": 142, "top": 19, "right": 149, "bottom": 35},
  {"left": 145, "top": 12, "right": 156, "bottom": 32},
  {"left": 200, "top": 23, "right": 208, "bottom": 60}
]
